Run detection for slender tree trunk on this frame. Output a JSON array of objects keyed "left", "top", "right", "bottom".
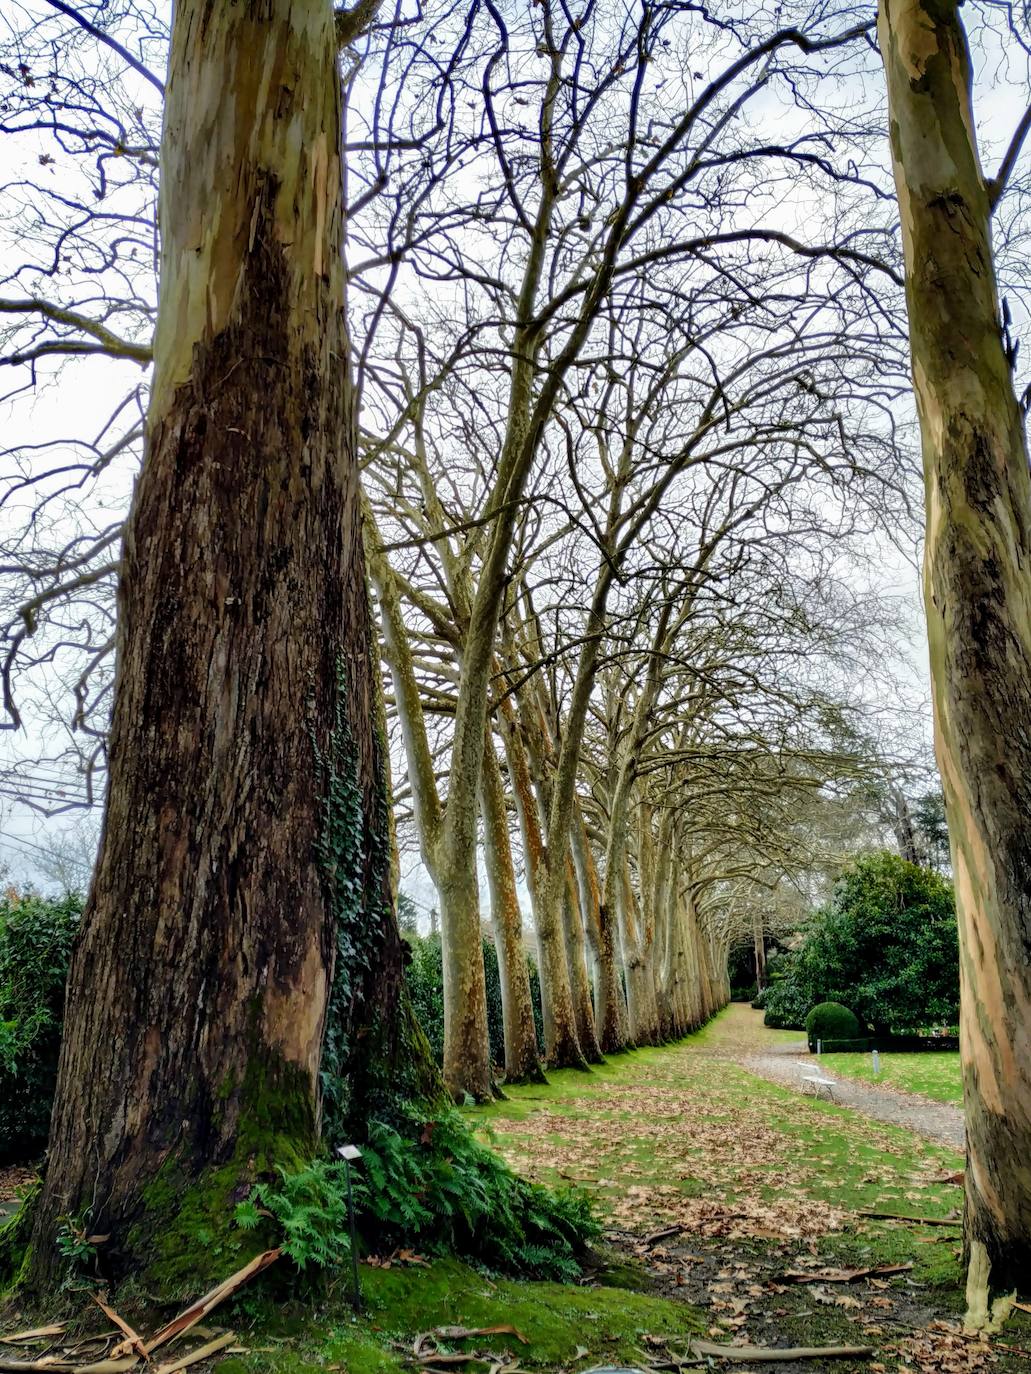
[
  {"left": 619, "top": 865, "right": 661, "bottom": 1045},
  {"left": 753, "top": 914, "right": 767, "bottom": 993},
  {"left": 480, "top": 735, "right": 544, "bottom": 1083},
  {"left": 562, "top": 864, "right": 603, "bottom": 1062},
  {"left": 571, "top": 812, "right": 627, "bottom": 1052},
  {"left": 879, "top": 0, "right": 1031, "bottom": 1308},
  {"left": 499, "top": 699, "right": 586, "bottom": 1068},
  {"left": 535, "top": 879, "right": 587, "bottom": 1068},
  {"left": 435, "top": 852, "right": 494, "bottom": 1102},
  {"left": 364, "top": 504, "right": 493, "bottom": 1101},
  {"left": 27, "top": 0, "right": 430, "bottom": 1290},
  {"left": 889, "top": 785, "right": 921, "bottom": 866}
]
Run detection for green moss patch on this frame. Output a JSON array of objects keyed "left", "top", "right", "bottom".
[{"left": 206, "top": 1258, "right": 702, "bottom": 1374}]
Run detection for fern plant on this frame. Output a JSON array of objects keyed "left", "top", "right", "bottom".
[
  {"left": 235, "top": 1107, "right": 597, "bottom": 1282},
  {"left": 235, "top": 1158, "right": 353, "bottom": 1271}
]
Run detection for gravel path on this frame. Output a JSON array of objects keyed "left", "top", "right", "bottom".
[
  {"left": 740, "top": 1048, "right": 966, "bottom": 1150},
  {"left": 700, "top": 1006, "right": 966, "bottom": 1151}
]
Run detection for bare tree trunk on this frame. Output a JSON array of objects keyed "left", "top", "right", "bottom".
[
  {"left": 365, "top": 502, "right": 493, "bottom": 1102},
  {"left": 562, "top": 864, "right": 603, "bottom": 1062},
  {"left": 889, "top": 785, "right": 921, "bottom": 866},
  {"left": 435, "top": 854, "right": 494, "bottom": 1102},
  {"left": 619, "top": 864, "right": 661, "bottom": 1045},
  {"left": 498, "top": 697, "right": 586, "bottom": 1068},
  {"left": 879, "top": 0, "right": 1031, "bottom": 1309},
  {"left": 571, "top": 810, "right": 628, "bottom": 1052},
  {"left": 753, "top": 914, "right": 767, "bottom": 993},
  {"left": 480, "top": 734, "right": 544, "bottom": 1083},
  {"left": 27, "top": 0, "right": 431, "bottom": 1291}
]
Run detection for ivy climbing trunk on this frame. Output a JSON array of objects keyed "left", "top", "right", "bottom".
[
  {"left": 27, "top": 0, "right": 425, "bottom": 1291},
  {"left": 879, "top": 0, "right": 1031, "bottom": 1312}
]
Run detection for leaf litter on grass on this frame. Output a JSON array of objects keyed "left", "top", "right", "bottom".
[{"left": 470, "top": 1010, "right": 1031, "bottom": 1374}]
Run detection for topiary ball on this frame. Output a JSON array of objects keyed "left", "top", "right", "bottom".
[{"left": 805, "top": 1000, "right": 861, "bottom": 1053}]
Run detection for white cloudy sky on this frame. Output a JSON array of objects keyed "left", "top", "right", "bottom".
[{"left": 1, "top": 1, "right": 1028, "bottom": 903}]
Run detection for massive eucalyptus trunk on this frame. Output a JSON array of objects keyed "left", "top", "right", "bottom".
[
  {"left": 26, "top": 0, "right": 428, "bottom": 1290},
  {"left": 879, "top": 0, "right": 1031, "bottom": 1309}
]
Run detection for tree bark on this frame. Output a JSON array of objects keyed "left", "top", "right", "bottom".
[
  {"left": 562, "top": 864, "right": 604, "bottom": 1063},
  {"left": 571, "top": 809, "right": 628, "bottom": 1053},
  {"left": 498, "top": 699, "right": 585, "bottom": 1068},
  {"left": 753, "top": 914, "right": 767, "bottom": 993},
  {"left": 434, "top": 851, "right": 494, "bottom": 1101},
  {"left": 879, "top": 0, "right": 1031, "bottom": 1304},
  {"left": 365, "top": 502, "right": 493, "bottom": 1101},
  {"left": 27, "top": 0, "right": 429, "bottom": 1291},
  {"left": 480, "top": 733, "right": 544, "bottom": 1083}
]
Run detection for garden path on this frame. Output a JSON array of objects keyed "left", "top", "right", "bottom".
[{"left": 706, "top": 1005, "right": 965, "bottom": 1150}]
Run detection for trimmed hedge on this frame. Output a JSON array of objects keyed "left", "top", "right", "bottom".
[{"left": 805, "top": 1001, "right": 861, "bottom": 1053}]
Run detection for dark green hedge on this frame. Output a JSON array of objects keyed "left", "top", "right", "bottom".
[{"left": 805, "top": 1001, "right": 862, "bottom": 1052}]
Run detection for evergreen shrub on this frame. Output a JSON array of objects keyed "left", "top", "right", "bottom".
[
  {"left": 805, "top": 1001, "right": 862, "bottom": 1053},
  {"left": 0, "top": 890, "right": 82, "bottom": 1163}
]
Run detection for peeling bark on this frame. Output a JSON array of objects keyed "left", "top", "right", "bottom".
[
  {"left": 28, "top": 0, "right": 421, "bottom": 1289},
  {"left": 879, "top": 0, "right": 1031, "bottom": 1299}
]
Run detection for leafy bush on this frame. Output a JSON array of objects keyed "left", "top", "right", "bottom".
[
  {"left": 406, "top": 932, "right": 543, "bottom": 1069},
  {"left": 236, "top": 1107, "right": 597, "bottom": 1281},
  {"left": 761, "top": 961, "right": 814, "bottom": 1030},
  {"left": 761, "top": 855, "right": 958, "bottom": 1035},
  {"left": 0, "top": 890, "right": 82, "bottom": 1164},
  {"left": 406, "top": 934, "right": 446, "bottom": 1062},
  {"left": 805, "top": 1001, "right": 862, "bottom": 1053}
]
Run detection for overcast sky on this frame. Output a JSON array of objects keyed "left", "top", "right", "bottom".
[{"left": 2, "top": 0, "right": 1028, "bottom": 902}]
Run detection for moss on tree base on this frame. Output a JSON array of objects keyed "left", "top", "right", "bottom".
[{"left": 0, "top": 1181, "right": 40, "bottom": 1297}]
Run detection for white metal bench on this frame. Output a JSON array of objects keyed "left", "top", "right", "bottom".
[{"left": 801, "top": 1072, "right": 837, "bottom": 1101}]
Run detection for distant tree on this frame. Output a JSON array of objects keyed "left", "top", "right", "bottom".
[
  {"left": 913, "top": 791, "right": 949, "bottom": 873},
  {"left": 397, "top": 890, "right": 420, "bottom": 935},
  {"left": 790, "top": 853, "right": 958, "bottom": 1035}
]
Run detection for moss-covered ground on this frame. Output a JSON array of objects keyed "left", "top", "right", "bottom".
[{"left": 816, "top": 1049, "right": 963, "bottom": 1105}]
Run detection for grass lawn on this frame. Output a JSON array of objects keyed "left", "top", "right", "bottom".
[{"left": 816, "top": 1049, "right": 963, "bottom": 1105}]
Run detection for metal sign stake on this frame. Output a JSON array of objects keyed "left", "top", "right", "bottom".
[{"left": 337, "top": 1144, "right": 363, "bottom": 1313}]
